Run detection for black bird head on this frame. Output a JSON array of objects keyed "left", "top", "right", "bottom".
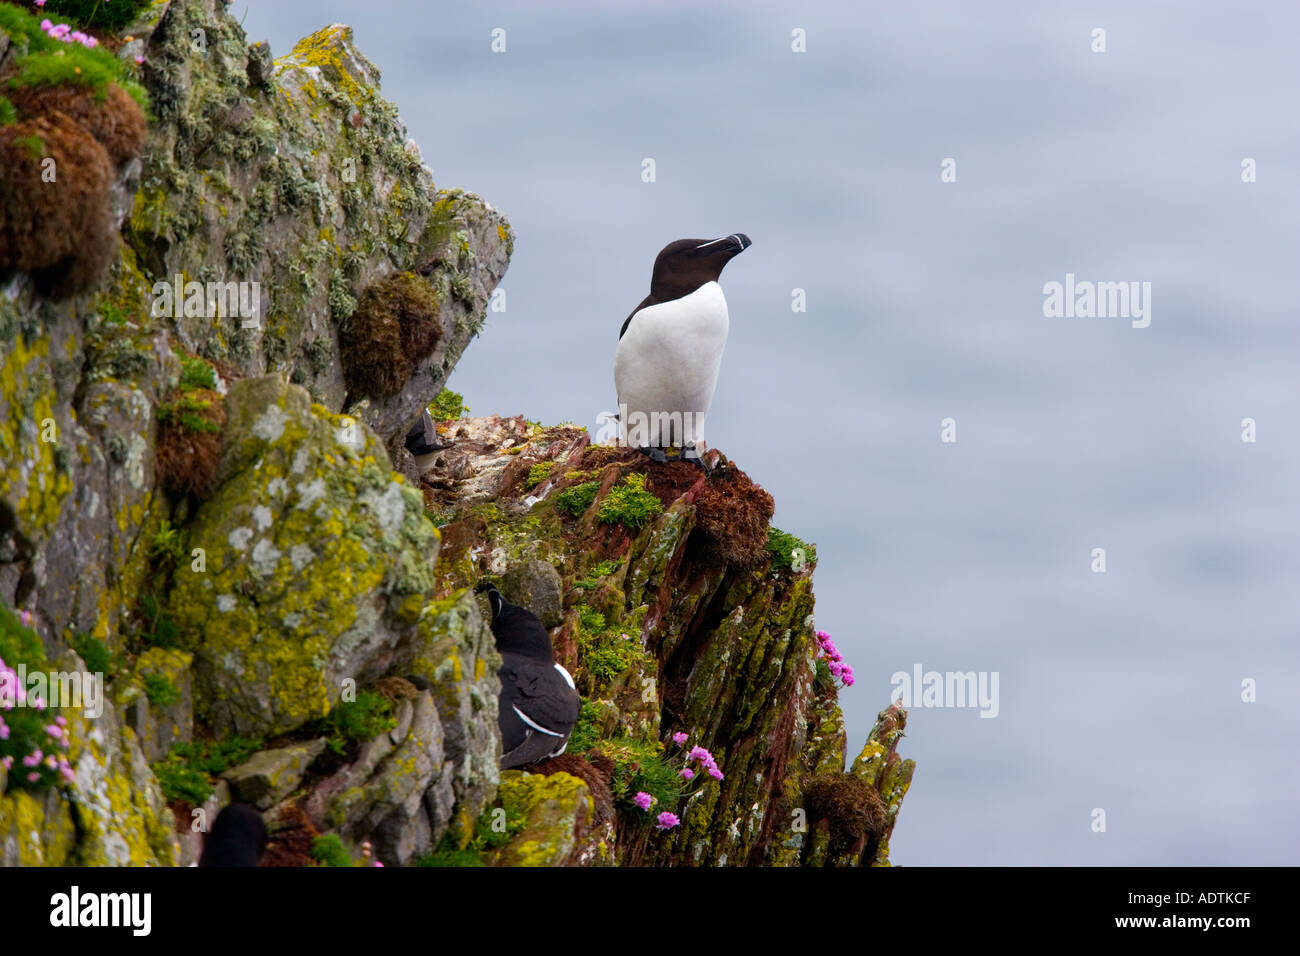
[
  {"left": 477, "top": 583, "right": 555, "bottom": 661},
  {"left": 649, "top": 233, "right": 751, "bottom": 301},
  {"left": 198, "top": 803, "right": 267, "bottom": 867}
]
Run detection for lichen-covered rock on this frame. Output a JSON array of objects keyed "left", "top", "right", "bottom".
[
  {"left": 120, "top": 646, "right": 195, "bottom": 763},
  {"left": 168, "top": 374, "right": 438, "bottom": 737},
  {"left": 0, "top": 0, "right": 517, "bottom": 868},
  {"left": 502, "top": 558, "right": 564, "bottom": 628},
  {"left": 423, "top": 417, "right": 914, "bottom": 867},
  {"left": 0, "top": 788, "right": 77, "bottom": 867},
  {"left": 302, "top": 692, "right": 447, "bottom": 865},
  {"left": 128, "top": 2, "right": 513, "bottom": 447},
  {"left": 59, "top": 653, "right": 179, "bottom": 866},
  {"left": 222, "top": 738, "right": 327, "bottom": 810},
  {"left": 397, "top": 589, "right": 501, "bottom": 838},
  {"left": 489, "top": 771, "right": 594, "bottom": 867}
]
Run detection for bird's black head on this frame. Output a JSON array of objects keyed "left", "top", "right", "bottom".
[
  {"left": 649, "top": 233, "right": 751, "bottom": 301},
  {"left": 479, "top": 583, "right": 555, "bottom": 661},
  {"left": 198, "top": 803, "right": 267, "bottom": 867}
]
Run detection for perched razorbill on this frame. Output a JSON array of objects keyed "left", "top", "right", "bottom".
[
  {"left": 478, "top": 584, "right": 580, "bottom": 769},
  {"left": 614, "top": 233, "right": 751, "bottom": 465}
]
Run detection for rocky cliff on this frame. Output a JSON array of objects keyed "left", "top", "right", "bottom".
[{"left": 0, "top": 0, "right": 911, "bottom": 867}]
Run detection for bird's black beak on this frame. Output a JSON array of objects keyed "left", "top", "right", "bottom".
[{"left": 729, "top": 233, "right": 751, "bottom": 253}]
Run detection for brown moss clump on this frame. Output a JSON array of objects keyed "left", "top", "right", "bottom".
[
  {"left": 155, "top": 387, "right": 225, "bottom": 498},
  {"left": 372, "top": 676, "right": 420, "bottom": 706},
  {"left": 804, "top": 773, "right": 886, "bottom": 855},
  {"left": 260, "top": 805, "right": 321, "bottom": 868},
  {"left": 0, "top": 111, "right": 115, "bottom": 299},
  {"left": 3, "top": 81, "right": 146, "bottom": 166},
  {"left": 534, "top": 753, "right": 616, "bottom": 833},
  {"left": 693, "top": 461, "right": 775, "bottom": 567},
  {"left": 340, "top": 271, "right": 442, "bottom": 400}
]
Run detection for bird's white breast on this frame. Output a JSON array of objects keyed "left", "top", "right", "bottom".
[{"left": 614, "top": 281, "right": 729, "bottom": 448}]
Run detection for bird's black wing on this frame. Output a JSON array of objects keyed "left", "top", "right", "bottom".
[
  {"left": 619, "top": 293, "right": 658, "bottom": 339},
  {"left": 502, "top": 727, "right": 568, "bottom": 770},
  {"left": 504, "top": 656, "right": 580, "bottom": 737}
]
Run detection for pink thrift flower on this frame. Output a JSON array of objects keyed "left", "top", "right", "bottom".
[
  {"left": 44, "top": 754, "right": 58, "bottom": 769},
  {"left": 687, "top": 745, "right": 711, "bottom": 764},
  {"left": 633, "top": 791, "right": 654, "bottom": 811},
  {"left": 23, "top": 750, "right": 42, "bottom": 767},
  {"left": 671, "top": 732, "right": 689, "bottom": 746},
  {"left": 40, "top": 19, "right": 52, "bottom": 31},
  {"left": 27, "top": 772, "right": 39, "bottom": 783},
  {"left": 708, "top": 767, "right": 724, "bottom": 780},
  {"left": 655, "top": 812, "right": 680, "bottom": 830},
  {"left": 61, "top": 766, "right": 76, "bottom": 783},
  {"left": 134, "top": 56, "right": 145, "bottom": 65},
  {"left": 680, "top": 768, "right": 695, "bottom": 780},
  {"left": 372, "top": 861, "right": 384, "bottom": 867},
  {"left": 35, "top": 1, "right": 48, "bottom": 9},
  {"left": 45, "top": 724, "right": 63, "bottom": 739},
  {"left": 55, "top": 716, "right": 67, "bottom": 727},
  {"left": 1, "top": 755, "right": 12, "bottom": 770}
]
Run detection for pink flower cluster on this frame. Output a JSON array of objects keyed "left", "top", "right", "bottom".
[
  {"left": 39, "top": 19, "right": 99, "bottom": 49},
  {"left": 0, "top": 653, "right": 75, "bottom": 787},
  {"left": 816, "top": 630, "right": 855, "bottom": 687},
  {"left": 685, "top": 744, "right": 724, "bottom": 781}
]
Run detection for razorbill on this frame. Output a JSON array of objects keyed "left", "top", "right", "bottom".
[
  {"left": 198, "top": 803, "right": 266, "bottom": 867},
  {"left": 478, "top": 583, "right": 580, "bottom": 769},
  {"left": 404, "top": 407, "right": 446, "bottom": 473},
  {"left": 614, "top": 233, "right": 751, "bottom": 464}
]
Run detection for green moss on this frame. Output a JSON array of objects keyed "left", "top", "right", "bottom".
[
  {"left": 555, "top": 481, "right": 598, "bottom": 519},
  {"left": 428, "top": 388, "right": 468, "bottom": 421},
  {"left": 156, "top": 393, "right": 222, "bottom": 434},
  {"left": 143, "top": 673, "right": 180, "bottom": 708},
  {"left": 70, "top": 632, "right": 115, "bottom": 677},
  {"left": 416, "top": 801, "right": 527, "bottom": 867},
  {"left": 151, "top": 756, "right": 213, "bottom": 805},
  {"left": 0, "top": 602, "right": 46, "bottom": 669},
  {"left": 150, "top": 735, "right": 265, "bottom": 804},
  {"left": 148, "top": 518, "right": 186, "bottom": 568},
  {"left": 0, "top": 95, "right": 15, "bottom": 127},
  {"left": 39, "top": 0, "right": 152, "bottom": 31},
  {"left": 318, "top": 691, "right": 396, "bottom": 755},
  {"left": 596, "top": 473, "right": 662, "bottom": 531},
  {"left": 767, "top": 527, "right": 818, "bottom": 572},
  {"left": 594, "top": 738, "right": 685, "bottom": 815},
  {"left": 573, "top": 603, "right": 648, "bottom": 692},
  {"left": 178, "top": 355, "right": 217, "bottom": 391},
  {"left": 310, "top": 833, "right": 356, "bottom": 867},
  {"left": 565, "top": 699, "right": 602, "bottom": 755},
  {"left": 524, "top": 461, "right": 553, "bottom": 490}
]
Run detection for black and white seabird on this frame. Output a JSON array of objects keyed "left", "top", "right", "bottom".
[
  {"left": 198, "top": 803, "right": 267, "bottom": 867},
  {"left": 614, "top": 234, "right": 751, "bottom": 466},
  {"left": 404, "top": 407, "right": 447, "bottom": 473},
  {"left": 478, "top": 583, "right": 580, "bottom": 769}
]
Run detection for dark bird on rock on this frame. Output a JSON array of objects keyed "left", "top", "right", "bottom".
[
  {"left": 614, "top": 233, "right": 751, "bottom": 468},
  {"left": 198, "top": 803, "right": 267, "bottom": 867},
  {"left": 404, "top": 407, "right": 448, "bottom": 473},
  {"left": 478, "top": 583, "right": 580, "bottom": 769}
]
